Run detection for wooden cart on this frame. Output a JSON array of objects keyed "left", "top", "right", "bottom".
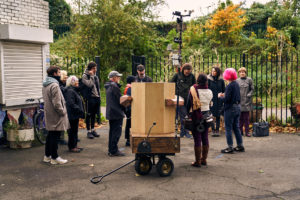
[{"left": 129, "top": 82, "right": 182, "bottom": 177}]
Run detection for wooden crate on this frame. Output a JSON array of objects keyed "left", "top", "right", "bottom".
[
  {"left": 131, "top": 82, "right": 175, "bottom": 136},
  {"left": 131, "top": 134, "right": 180, "bottom": 154}
]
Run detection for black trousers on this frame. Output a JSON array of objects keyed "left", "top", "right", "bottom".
[
  {"left": 86, "top": 97, "right": 100, "bottom": 131},
  {"left": 124, "top": 108, "right": 131, "bottom": 140},
  {"left": 211, "top": 115, "right": 221, "bottom": 131},
  {"left": 68, "top": 119, "right": 79, "bottom": 150},
  {"left": 45, "top": 131, "right": 61, "bottom": 159},
  {"left": 108, "top": 119, "right": 123, "bottom": 154}
]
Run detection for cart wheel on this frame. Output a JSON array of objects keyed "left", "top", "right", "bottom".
[
  {"left": 156, "top": 158, "right": 174, "bottom": 177},
  {"left": 135, "top": 157, "right": 152, "bottom": 175}
]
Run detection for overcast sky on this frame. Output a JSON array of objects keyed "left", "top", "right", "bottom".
[{"left": 66, "top": 0, "right": 272, "bottom": 21}]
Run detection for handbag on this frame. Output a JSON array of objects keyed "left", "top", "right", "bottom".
[
  {"left": 253, "top": 121, "right": 269, "bottom": 137},
  {"left": 202, "top": 111, "right": 213, "bottom": 123},
  {"left": 183, "top": 115, "right": 193, "bottom": 131}
]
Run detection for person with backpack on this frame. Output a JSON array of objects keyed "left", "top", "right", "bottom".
[
  {"left": 81, "top": 62, "right": 101, "bottom": 139},
  {"left": 64, "top": 76, "right": 85, "bottom": 153},
  {"left": 124, "top": 75, "right": 136, "bottom": 146},
  {"left": 170, "top": 63, "right": 196, "bottom": 138},
  {"left": 186, "top": 73, "right": 213, "bottom": 167}
]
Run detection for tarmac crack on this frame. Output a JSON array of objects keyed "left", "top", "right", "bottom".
[{"left": 205, "top": 171, "right": 285, "bottom": 200}]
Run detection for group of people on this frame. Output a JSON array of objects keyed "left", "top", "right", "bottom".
[
  {"left": 42, "top": 63, "right": 152, "bottom": 164},
  {"left": 172, "top": 63, "right": 253, "bottom": 167},
  {"left": 41, "top": 60, "right": 253, "bottom": 167}
]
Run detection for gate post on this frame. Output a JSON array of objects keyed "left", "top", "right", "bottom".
[{"left": 95, "top": 56, "right": 101, "bottom": 124}]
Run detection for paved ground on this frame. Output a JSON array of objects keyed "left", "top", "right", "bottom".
[{"left": 0, "top": 126, "right": 300, "bottom": 200}]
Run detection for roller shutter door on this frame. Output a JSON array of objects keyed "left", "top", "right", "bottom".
[{"left": 2, "top": 42, "right": 43, "bottom": 106}]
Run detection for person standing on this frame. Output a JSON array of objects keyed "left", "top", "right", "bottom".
[
  {"left": 64, "top": 76, "right": 85, "bottom": 153},
  {"left": 105, "top": 71, "right": 125, "bottom": 156},
  {"left": 58, "top": 70, "right": 68, "bottom": 145},
  {"left": 42, "top": 66, "right": 69, "bottom": 165},
  {"left": 237, "top": 67, "right": 254, "bottom": 137},
  {"left": 208, "top": 66, "right": 225, "bottom": 137},
  {"left": 186, "top": 73, "right": 212, "bottom": 167},
  {"left": 82, "top": 62, "right": 100, "bottom": 139},
  {"left": 124, "top": 75, "right": 136, "bottom": 147},
  {"left": 135, "top": 65, "right": 152, "bottom": 82},
  {"left": 170, "top": 63, "right": 196, "bottom": 138},
  {"left": 219, "top": 68, "right": 245, "bottom": 153}
]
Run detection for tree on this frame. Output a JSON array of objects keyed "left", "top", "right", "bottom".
[
  {"left": 204, "top": 4, "right": 247, "bottom": 50},
  {"left": 45, "top": 0, "right": 72, "bottom": 28}
]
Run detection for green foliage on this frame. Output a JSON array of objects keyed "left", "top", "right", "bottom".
[{"left": 45, "top": 0, "right": 72, "bottom": 28}]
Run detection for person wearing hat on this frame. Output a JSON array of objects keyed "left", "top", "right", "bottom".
[
  {"left": 104, "top": 71, "right": 125, "bottom": 156},
  {"left": 124, "top": 75, "right": 136, "bottom": 146},
  {"left": 136, "top": 64, "right": 153, "bottom": 82},
  {"left": 218, "top": 68, "right": 245, "bottom": 154},
  {"left": 237, "top": 67, "right": 254, "bottom": 137}
]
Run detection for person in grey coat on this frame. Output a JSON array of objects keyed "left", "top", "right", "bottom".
[
  {"left": 104, "top": 71, "right": 125, "bottom": 157},
  {"left": 237, "top": 67, "right": 254, "bottom": 137},
  {"left": 42, "top": 66, "right": 70, "bottom": 165}
]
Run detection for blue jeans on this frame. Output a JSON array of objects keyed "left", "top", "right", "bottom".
[
  {"left": 179, "top": 105, "right": 189, "bottom": 136},
  {"left": 224, "top": 105, "right": 243, "bottom": 147}
]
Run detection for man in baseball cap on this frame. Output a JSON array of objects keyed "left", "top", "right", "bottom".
[{"left": 104, "top": 70, "right": 125, "bottom": 156}]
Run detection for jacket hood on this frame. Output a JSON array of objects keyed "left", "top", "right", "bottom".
[
  {"left": 104, "top": 80, "right": 114, "bottom": 90},
  {"left": 43, "top": 77, "right": 59, "bottom": 87},
  {"left": 207, "top": 74, "right": 222, "bottom": 81}
]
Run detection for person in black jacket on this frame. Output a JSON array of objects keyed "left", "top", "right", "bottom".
[
  {"left": 170, "top": 63, "right": 196, "bottom": 138},
  {"left": 136, "top": 65, "right": 153, "bottom": 82},
  {"left": 65, "top": 76, "right": 85, "bottom": 153},
  {"left": 82, "top": 62, "right": 101, "bottom": 139},
  {"left": 208, "top": 66, "right": 225, "bottom": 137},
  {"left": 219, "top": 68, "right": 245, "bottom": 154},
  {"left": 105, "top": 71, "right": 125, "bottom": 157}
]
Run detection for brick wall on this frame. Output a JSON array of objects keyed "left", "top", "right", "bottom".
[{"left": 0, "top": 0, "right": 49, "bottom": 29}]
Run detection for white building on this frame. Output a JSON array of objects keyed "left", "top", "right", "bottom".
[{"left": 0, "top": 0, "right": 53, "bottom": 108}]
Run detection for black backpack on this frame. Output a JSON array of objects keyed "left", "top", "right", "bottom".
[{"left": 79, "top": 77, "right": 92, "bottom": 99}]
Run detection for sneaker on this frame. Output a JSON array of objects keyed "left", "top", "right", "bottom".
[
  {"left": 125, "top": 140, "right": 130, "bottom": 147},
  {"left": 212, "top": 131, "right": 220, "bottom": 137},
  {"left": 87, "top": 132, "right": 94, "bottom": 139},
  {"left": 108, "top": 150, "right": 125, "bottom": 157},
  {"left": 185, "top": 133, "right": 192, "bottom": 139},
  {"left": 69, "top": 148, "right": 81, "bottom": 153},
  {"left": 43, "top": 155, "right": 51, "bottom": 163},
  {"left": 245, "top": 133, "right": 251, "bottom": 137},
  {"left": 50, "top": 157, "right": 68, "bottom": 165},
  {"left": 221, "top": 147, "right": 234, "bottom": 154},
  {"left": 91, "top": 130, "right": 100, "bottom": 137},
  {"left": 233, "top": 146, "right": 245, "bottom": 152}
]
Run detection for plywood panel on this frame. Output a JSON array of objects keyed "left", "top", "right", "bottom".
[
  {"left": 131, "top": 83, "right": 145, "bottom": 134},
  {"left": 131, "top": 82, "right": 176, "bottom": 136},
  {"left": 131, "top": 136, "right": 180, "bottom": 154}
]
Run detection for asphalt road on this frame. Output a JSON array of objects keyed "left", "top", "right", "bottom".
[{"left": 0, "top": 126, "right": 300, "bottom": 200}]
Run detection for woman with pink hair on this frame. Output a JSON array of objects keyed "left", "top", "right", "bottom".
[{"left": 218, "top": 68, "right": 245, "bottom": 153}]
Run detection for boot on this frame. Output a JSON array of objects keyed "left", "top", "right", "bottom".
[
  {"left": 201, "top": 145, "right": 209, "bottom": 166},
  {"left": 191, "top": 146, "right": 201, "bottom": 167}
]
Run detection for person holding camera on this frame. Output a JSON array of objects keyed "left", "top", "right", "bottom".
[
  {"left": 170, "top": 63, "right": 196, "bottom": 138},
  {"left": 81, "top": 62, "right": 101, "bottom": 139},
  {"left": 186, "top": 73, "right": 213, "bottom": 167},
  {"left": 218, "top": 68, "right": 245, "bottom": 154}
]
